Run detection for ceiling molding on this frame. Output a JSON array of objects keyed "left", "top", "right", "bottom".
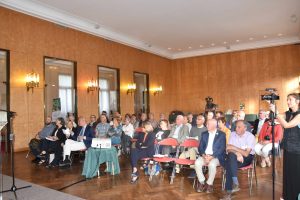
[
  {"left": 172, "top": 36, "right": 300, "bottom": 59},
  {"left": 1, "top": 0, "right": 300, "bottom": 60}
]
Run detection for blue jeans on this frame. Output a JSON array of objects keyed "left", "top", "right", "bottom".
[{"left": 225, "top": 152, "right": 254, "bottom": 191}]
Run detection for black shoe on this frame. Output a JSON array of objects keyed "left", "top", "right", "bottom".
[
  {"left": 59, "top": 159, "right": 71, "bottom": 167},
  {"left": 46, "top": 163, "right": 58, "bottom": 168},
  {"left": 31, "top": 158, "right": 41, "bottom": 163}
]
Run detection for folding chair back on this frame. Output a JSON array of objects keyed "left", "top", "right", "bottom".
[
  {"left": 158, "top": 138, "right": 179, "bottom": 146},
  {"left": 180, "top": 139, "right": 199, "bottom": 148}
]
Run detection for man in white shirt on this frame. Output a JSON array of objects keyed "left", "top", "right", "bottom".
[
  {"left": 60, "top": 117, "right": 94, "bottom": 168},
  {"left": 195, "top": 119, "right": 226, "bottom": 193}
]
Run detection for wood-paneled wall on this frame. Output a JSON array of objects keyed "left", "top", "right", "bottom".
[
  {"left": 172, "top": 45, "right": 300, "bottom": 114},
  {"left": 0, "top": 7, "right": 173, "bottom": 151},
  {"left": 1, "top": 7, "right": 300, "bottom": 151}
]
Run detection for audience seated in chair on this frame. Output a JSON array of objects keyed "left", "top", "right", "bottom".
[
  {"left": 38, "top": 117, "right": 66, "bottom": 168},
  {"left": 88, "top": 114, "right": 97, "bottom": 131},
  {"left": 121, "top": 117, "right": 135, "bottom": 154},
  {"left": 60, "top": 116, "right": 94, "bottom": 168},
  {"left": 130, "top": 114, "right": 139, "bottom": 130},
  {"left": 29, "top": 116, "right": 56, "bottom": 163},
  {"left": 95, "top": 114, "right": 110, "bottom": 138},
  {"left": 107, "top": 117, "right": 123, "bottom": 145},
  {"left": 148, "top": 112, "right": 159, "bottom": 129},
  {"left": 252, "top": 109, "right": 268, "bottom": 137},
  {"left": 175, "top": 114, "right": 207, "bottom": 175},
  {"left": 130, "top": 122, "right": 156, "bottom": 184},
  {"left": 221, "top": 120, "right": 256, "bottom": 200},
  {"left": 217, "top": 117, "right": 231, "bottom": 143},
  {"left": 162, "top": 115, "right": 189, "bottom": 156},
  {"left": 230, "top": 110, "right": 252, "bottom": 132},
  {"left": 254, "top": 119, "right": 283, "bottom": 168},
  {"left": 154, "top": 119, "right": 171, "bottom": 154},
  {"left": 183, "top": 115, "right": 192, "bottom": 132},
  {"left": 194, "top": 119, "right": 226, "bottom": 193}
]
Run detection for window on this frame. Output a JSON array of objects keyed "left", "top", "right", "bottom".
[
  {"left": 98, "top": 66, "right": 120, "bottom": 117},
  {"left": 44, "top": 58, "right": 76, "bottom": 121},
  {"left": 58, "top": 74, "right": 73, "bottom": 116}
]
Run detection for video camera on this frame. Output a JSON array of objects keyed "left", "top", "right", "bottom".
[{"left": 261, "top": 88, "right": 280, "bottom": 102}]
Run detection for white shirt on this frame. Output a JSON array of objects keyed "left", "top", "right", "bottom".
[
  {"left": 172, "top": 124, "right": 182, "bottom": 139},
  {"left": 122, "top": 123, "right": 134, "bottom": 138},
  {"left": 205, "top": 130, "right": 217, "bottom": 155}
]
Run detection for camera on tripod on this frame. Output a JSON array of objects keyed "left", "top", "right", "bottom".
[{"left": 261, "top": 88, "right": 280, "bottom": 101}]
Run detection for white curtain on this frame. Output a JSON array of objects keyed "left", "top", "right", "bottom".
[{"left": 58, "top": 75, "right": 73, "bottom": 116}]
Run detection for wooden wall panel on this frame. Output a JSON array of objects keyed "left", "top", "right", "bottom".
[{"left": 173, "top": 45, "right": 300, "bottom": 114}]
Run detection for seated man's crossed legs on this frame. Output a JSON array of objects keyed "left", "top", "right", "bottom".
[
  {"left": 195, "top": 156, "right": 220, "bottom": 193},
  {"left": 60, "top": 139, "right": 86, "bottom": 166}
]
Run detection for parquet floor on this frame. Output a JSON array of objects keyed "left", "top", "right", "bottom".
[{"left": 2, "top": 152, "right": 283, "bottom": 200}]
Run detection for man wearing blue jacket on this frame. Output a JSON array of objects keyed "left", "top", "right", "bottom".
[
  {"left": 60, "top": 116, "right": 94, "bottom": 167},
  {"left": 195, "top": 119, "right": 226, "bottom": 193}
]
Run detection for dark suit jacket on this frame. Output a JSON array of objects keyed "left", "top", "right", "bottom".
[
  {"left": 135, "top": 131, "right": 156, "bottom": 156},
  {"left": 198, "top": 130, "right": 226, "bottom": 166},
  {"left": 252, "top": 118, "right": 267, "bottom": 136},
  {"left": 73, "top": 125, "right": 94, "bottom": 148}
]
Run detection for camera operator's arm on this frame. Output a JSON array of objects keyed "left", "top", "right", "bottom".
[{"left": 270, "top": 104, "right": 300, "bottom": 128}]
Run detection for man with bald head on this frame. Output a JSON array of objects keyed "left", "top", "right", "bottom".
[
  {"left": 60, "top": 116, "right": 94, "bottom": 168},
  {"left": 195, "top": 119, "right": 226, "bottom": 193},
  {"left": 221, "top": 120, "right": 256, "bottom": 200}
]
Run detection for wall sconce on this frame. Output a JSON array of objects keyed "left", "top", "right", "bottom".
[
  {"left": 127, "top": 83, "right": 136, "bottom": 95},
  {"left": 153, "top": 85, "right": 163, "bottom": 96},
  {"left": 25, "top": 70, "right": 39, "bottom": 92},
  {"left": 87, "top": 78, "right": 98, "bottom": 93}
]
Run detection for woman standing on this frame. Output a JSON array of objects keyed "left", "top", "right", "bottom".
[{"left": 270, "top": 93, "right": 300, "bottom": 200}]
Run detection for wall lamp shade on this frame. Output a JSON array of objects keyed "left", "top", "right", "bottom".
[
  {"left": 87, "top": 78, "right": 98, "bottom": 93},
  {"left": 127, "top": 83, "right": 136, "bottom": 95},
  {"left": 25, "top": 71, "right": 39, "bottom": 92},
  {"left": 153, "top": 85, "right": 163, "bottom": 96}
]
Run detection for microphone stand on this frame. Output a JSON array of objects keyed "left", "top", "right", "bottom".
[{"left": 0, "top": 110, "right": 31, "bottom": 194}]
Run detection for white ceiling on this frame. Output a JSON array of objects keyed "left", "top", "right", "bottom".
[{"left": 1, "top": 0, "right": 300, "bottom": 59}]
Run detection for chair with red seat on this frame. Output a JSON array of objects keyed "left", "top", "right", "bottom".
[
  {"left": 153, "top": 138, "right": 179, "bottom": 183},
  {"left": 171, "top": 139, "right": 199, "bottom": 184}
]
